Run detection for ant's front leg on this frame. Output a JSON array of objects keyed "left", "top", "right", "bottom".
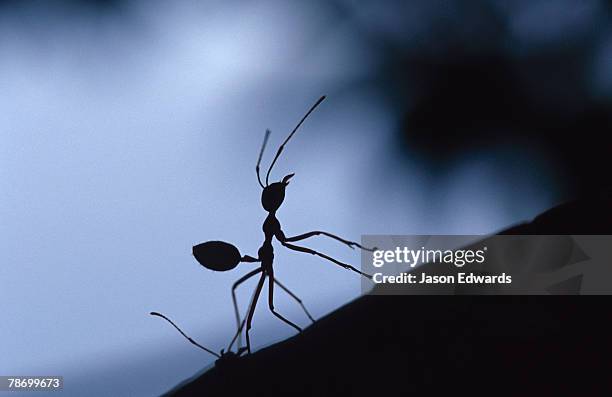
[
  {"left": 280, "top": 241, "right": 373, "bottom": 279},
  {"left": 284, "top": 230, "right": 377, "bottom": 252}
]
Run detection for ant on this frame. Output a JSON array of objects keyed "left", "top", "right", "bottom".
[
  {"left": 150, "top": 311, "right": 243, "bottom": 366},
  {"left": 152, "top": 96, "right": 375, "bottom": 360}
]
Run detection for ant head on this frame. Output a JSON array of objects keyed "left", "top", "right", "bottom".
[{"left": 261, "top": 174, "right": 294, "bottom": 212}]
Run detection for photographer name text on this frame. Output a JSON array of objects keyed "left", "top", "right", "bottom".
[
  {"left": 372, "top": 272, "right": 512, "bottom": 284},
  {"left": 370, "top": 246, "right": 511, "bottom": 285}
]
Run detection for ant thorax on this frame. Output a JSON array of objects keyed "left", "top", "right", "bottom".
[{"left": 262, "top": 213, "right": 281, "bottom": 237}]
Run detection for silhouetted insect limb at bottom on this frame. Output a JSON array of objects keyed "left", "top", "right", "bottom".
[
  {"left": 150, "top": 311, "right": 245, "bottom": 365},
  {"left": 151, "top": 95, "right": 377, "bottom": 357}
]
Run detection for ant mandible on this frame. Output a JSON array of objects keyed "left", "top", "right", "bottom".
[{"left": 152, "top": 96, "right": 375, "bottom": 360}]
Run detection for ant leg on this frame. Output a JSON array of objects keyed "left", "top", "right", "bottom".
[
  {"left": 281, "top": 241, "right": 372, "bottom": 279},
  {"left": 284, "top": 231, "right": 377, "bottom": 252},
  {"left": 245, "top": 273, "right": 266, "bottom": 354},
  {"left": 232, "top": 317, "right": 249, "bottom": 357},
  {"left": 227, "top": 277, "right": 261, "bottom": 352},
  {"left": 231, "top": 268, "right": 263, "bottom": 350},
  {"left": 268, "top": 270, "right": 302, "bottom": 332},
  {"left": 227, "top": 312, "right": 246, "bottom": 352},
  {"left": 273, "top": 278, "right": 315, "bottom": 323}
]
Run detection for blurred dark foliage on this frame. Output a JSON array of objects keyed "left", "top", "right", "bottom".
[
  {"left": 399, "top": 51, "right": 611, "bottom": 195},
  {"left": 335, "top": 0, "right": 612, "bottom": 196},
  {"left": 3, "top": 0, "right": 610, "bottom": 197}
]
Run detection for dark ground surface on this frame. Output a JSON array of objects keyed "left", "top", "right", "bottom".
[{"left": 167, "top": 192, "right": 612, "bottom": 396}]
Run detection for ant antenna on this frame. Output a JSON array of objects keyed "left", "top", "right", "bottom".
[
  {"left": 150, "top": 312, "right": 220, "bottom": 358},
  {"left": 256, "top": 129, "right": 271, "bottom": 188},
  {"left": 265, "top": 95, "right": 326, "bottom": 186}
]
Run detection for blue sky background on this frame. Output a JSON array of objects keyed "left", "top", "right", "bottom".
[{"left": 2, "top": 0, "right": 604, "bottom": 395}]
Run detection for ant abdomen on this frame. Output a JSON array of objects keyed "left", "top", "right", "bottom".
[{"left": 193, "top": 240, "right": 241, "bottom": 271}]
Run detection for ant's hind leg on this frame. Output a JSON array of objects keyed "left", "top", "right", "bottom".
[
  {"left": 245, "top": 273, "right": 266, "bottom": 354},
  {"left": 227, "top": 316, "right": 245, "bottom": 353},
  {"left": 233, "top": 317, "right": 249, "bottom": 356},
  {"left": 231, "top": 268, "right": 263, "bottom": 349},
  {"left": 273, "top": 278, "right": 315, "bottom": 323},
  {"left": 268, "top": 271, "right": 302, "bottom": 332}
]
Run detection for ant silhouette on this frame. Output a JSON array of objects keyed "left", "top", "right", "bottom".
[
  {"left": 150, "top": 311, "right": 243, "bottom": 366},
  {"left": 152, "top": 96, "right": 375, "bottom": 359}
]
